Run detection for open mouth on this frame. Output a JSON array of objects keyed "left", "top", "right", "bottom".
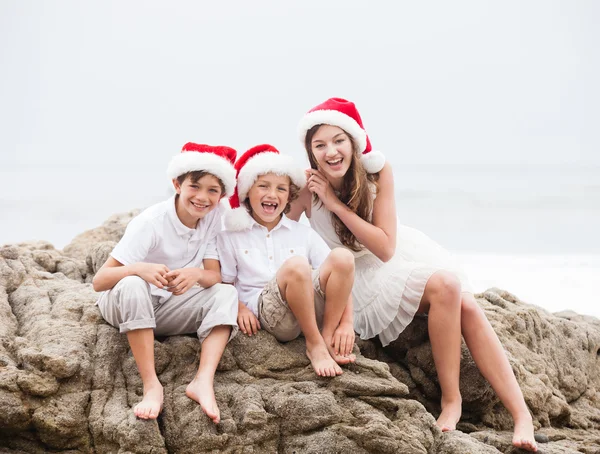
[
  {"left": 326, "top": 157, "right": 343, "bottom": 167},
  {"left": 261, "top": 202, "right": 278, "bottom": 215},
  {"left": 191, "top": 201, "right": 209, "bottom": 210}
]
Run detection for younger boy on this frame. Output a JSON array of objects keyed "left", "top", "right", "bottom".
[
  {"left": 217, "top": 144, "right": 356, "bottom": 377},
  {"left": 93, "top": 142, "right": 239, "bottom": 423}
]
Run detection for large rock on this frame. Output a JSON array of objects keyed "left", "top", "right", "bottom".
[{"left": 0, "top": 212, "right": 599, "bottom": 453}]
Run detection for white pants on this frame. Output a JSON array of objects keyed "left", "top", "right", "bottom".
[{"left": 97, "top": 276, "right": 238, "bottom": 343}]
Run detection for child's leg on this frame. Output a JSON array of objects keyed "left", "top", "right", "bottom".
[
  {"left": 317, "top": 248, "right": 356, "bottom": 364},
  {"left": 126, "top": 329, "right": 163, "bottom": 419},
  {"left": 460, "top": 294, "right": 537, "bottom": 452},
  {"left": 277, "top": 256, "right": 342, "bottom": 377},
  {"left": 418, "top": 271, "right": 463, "bottom": 431},
  {"left": 185, "top": 325, "right": 231, "bottom": 424},
  {"left": 97, "top": 276, "right": 163, "bottom": 419},
  {"left": 154, "top": 283, "right": 238, "bottom": 424}
]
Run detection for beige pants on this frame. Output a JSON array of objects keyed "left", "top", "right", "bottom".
[
  {"left": 97, "top": 276, "right": 238, "bottom": 343},
  {"left": 258, "top": 269, "right": 326, "bottom": 342}
]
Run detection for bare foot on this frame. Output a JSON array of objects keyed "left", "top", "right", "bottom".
[
  {"left": 322, "top": 336, "right": 356, "bottom": 365},
  {"left": 185, "top": 374, "right": 220, "bottom": 424},
  {"left": 134, "top": 380, "right": 163, "bottom": 420},
  {"left": 436, "top": 398, "right": 462, "bottom": 432},
  {"left": 306, "top": 341, "right": 343, "bottom": 377},
  {"left": 512, "top": 415, "right": 538, "bottom": 452}
]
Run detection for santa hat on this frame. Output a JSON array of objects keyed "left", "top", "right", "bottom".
[
  {"left": 297, "top": 97, "right": 385, "bottom": 174},
  {"left": 166, "top": 142, "right": 237, "bottom": 197},
  {"left": 225, "top": 144, "right": 306, "bottom": 231}
]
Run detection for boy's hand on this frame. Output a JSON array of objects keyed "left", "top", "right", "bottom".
[
  {"left": 331, "top": 321, "right": 355, "bottom": 357},
  {"left": 132, "top": 263, "right": 170, "bottom": 288},
  {"left": 165, "top": 268, "right": 203, "bottom": 295},
  {"left": 238, "top": 302, "right": 260, "bottom": 336}
]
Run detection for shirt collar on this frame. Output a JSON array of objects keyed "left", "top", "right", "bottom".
[
  {"left": 168, "top": 195, "right": 197, "bottom": 237},
  {"left": 250, "top": 212, "right": 293, "bottom": 232}
]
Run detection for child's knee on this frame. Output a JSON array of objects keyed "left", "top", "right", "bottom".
[
  {"left": 280, "top": 256, "right": 311, "bottom": 281},
  {"left": 328, "top": 248, "right": 355, "bottom": 273},
  {"left": 115, "top": 275, "right": 149, "bottom": 293},
  {"left": 213, "top": 283, "right": 238, "bottom": 308}
]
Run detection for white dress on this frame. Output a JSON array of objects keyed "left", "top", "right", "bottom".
[{"left": 308, "top": 198, "right": 473, "bottom": 347}]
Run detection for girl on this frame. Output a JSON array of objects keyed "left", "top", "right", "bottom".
[{"left": 289, "top": 97, "right": 537, "bottom": 452}]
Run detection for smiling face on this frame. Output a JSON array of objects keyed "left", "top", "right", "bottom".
[
  {"left": 309, "top": 124, "right": 355, "bottom": 187},
  {"left": 173, "top": 172, "right": 224, "bottom": 228},
  {"left": 246, "top": 173, "right": 291, "bottom": 230}
]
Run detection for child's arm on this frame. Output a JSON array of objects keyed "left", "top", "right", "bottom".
[
  {"left": 307, "top": 162, "right": 397, "bottom": 262},
  {"left": 92, "top": 257, "right": 170, "bottom": 292},
  {"left": 237, "top": 301, "right": 261, "bottom": 336},
  {"left": 332, "top": 297, "right": 354, "bottom": 357},
  {"left": 287, "top": 185, "right": 311, "bottom": 221},
  {"left": 216, "top": 231, "right": 260, "bottom": 335}
]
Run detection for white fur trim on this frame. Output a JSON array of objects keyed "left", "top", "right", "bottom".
[
  {"left": 360, "top": 150, "right": 386, "bottom": 174},
  {"left": 298, "top": 110, "right": 368, "bottom": 152},
  {"left": 167, "top": 152, "right": 236, "bottom": 197},
  {"left": 223, "top": 207, "right": 254, "bottom": 231},
  {"left": 237, "top": 153, "right": 306, "bottom": 203}
]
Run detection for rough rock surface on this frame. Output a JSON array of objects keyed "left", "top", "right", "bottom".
[{"left": 0, "top": 213, "right": 599, "bottom": 453}]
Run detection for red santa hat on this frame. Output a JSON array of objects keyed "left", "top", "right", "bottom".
[
  {"left": 225, "top": 144, "right": 306, "bottom": 231},
  {"left": 166, "top": 142, "right": 237, "bottom": 197},
  {"left": 297, "top": 97, "right": 386, "bottom": 174}
]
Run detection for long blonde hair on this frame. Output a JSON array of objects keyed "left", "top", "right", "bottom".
[{"left": 305, "top": 125, "right": 379, "bottom": 251}]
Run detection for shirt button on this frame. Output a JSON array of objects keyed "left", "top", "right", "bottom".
[
  {"left": 290, "top": 249, "right": 294, "bottom": 253},
  {"left": 266, "top": 234, "right": 270, "bottom": 238},
  {"left": 244, "top": 250, "right": 248, "bottom": 254},
  {"left": 269, "top": 256, "right": 273, "bottom": 260}
]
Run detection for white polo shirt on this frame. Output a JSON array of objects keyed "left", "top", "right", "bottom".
[
  {"left": 110, "top": 195, "right": 224, "bottom": 300},
  {"left": 217, "top": 211, "right": 330, "bottom": 316}
]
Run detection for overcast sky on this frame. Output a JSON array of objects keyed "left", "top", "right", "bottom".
[{"left": 1, "top": 0, "right": 599, "bottom": 176}]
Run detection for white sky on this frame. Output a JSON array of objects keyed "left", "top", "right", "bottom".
[
  {"left": 1, "top": 1, "right": 599, "bottom": 316},
  {"left": 1, "top": 0, "right": 599, "bottom": 173}
]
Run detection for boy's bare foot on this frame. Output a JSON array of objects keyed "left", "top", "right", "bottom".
[
  {"left": 306, "top": 341, "right": 343, "bottom": 377},
  {"left": 436, "top": 398, "right": 462, "bottom": 432},
  {"left": 185, "top": 374, "right": 220, "bottom": 424},
  {"left": 134, "top": 380, "right": 163, "bottom": 420},
  {"left": 512, "top": 414, "right": 538, "bottom": 452}
]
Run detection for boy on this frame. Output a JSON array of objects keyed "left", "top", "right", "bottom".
[
  {"left": 93, "top": 142, "right": 239, "bottom": 424},
  {"left": 217, "top": 144, "right": 356, "bottom": 377}
]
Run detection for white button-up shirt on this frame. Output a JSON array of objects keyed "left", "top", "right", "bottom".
[
  {"left": 110, "top": 195, "right": 224, "bottom": 300},
  {"left": 217, "top": 212, "right": 330, "bottom": 316}
]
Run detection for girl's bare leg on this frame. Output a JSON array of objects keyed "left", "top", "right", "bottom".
[
  {"left": 419, "top": 271, "right": 463, "bottom": 431},
  {"left": 460, "top": 294, "right": 537, "bottom": 451}
]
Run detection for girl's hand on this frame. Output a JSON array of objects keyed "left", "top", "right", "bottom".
[
  {"left": 331, "top": 321, "right": 355, "bottom": 357},
  {"left": 164, "top": 268, "right": 203, "bottom": 295},
  {"left": 306, "top": 169, "right": 341, "bottom": 211},
  {"left": 238, "top": 302, "right": 261, "bottom": 335}
]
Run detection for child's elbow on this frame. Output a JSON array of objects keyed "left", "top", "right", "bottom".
[
  {"left": 379, "top": 247, "right": 395, "bottom": 263},
  {"left": 92, "top": 275, "right": 102, "bottom": 292}
]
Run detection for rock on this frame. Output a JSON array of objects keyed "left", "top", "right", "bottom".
[{"left": 0, "top": 211, "right": 599, "bottom": 453}]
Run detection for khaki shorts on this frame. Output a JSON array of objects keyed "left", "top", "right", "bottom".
[{"left": 258, "top": 269, "right": 326, "bottom": 342}]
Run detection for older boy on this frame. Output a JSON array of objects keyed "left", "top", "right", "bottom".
[
  {"left": 93, "top": 143, "right": 239, "bottom": 424},
  {"left": 217, "top": 144, "right": 356, "bottom": 378}
]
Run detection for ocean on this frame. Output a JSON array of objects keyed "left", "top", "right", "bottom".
[{"left": 1, "top": 164, "right": 598, "bottom": 318}]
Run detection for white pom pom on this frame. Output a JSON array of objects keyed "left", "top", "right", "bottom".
[
  {"left": 360, "top": 150, "right": 386, "bottom": 174},
  {"left": 223, "top": 207, "right": 254, "bottom": 231}
]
